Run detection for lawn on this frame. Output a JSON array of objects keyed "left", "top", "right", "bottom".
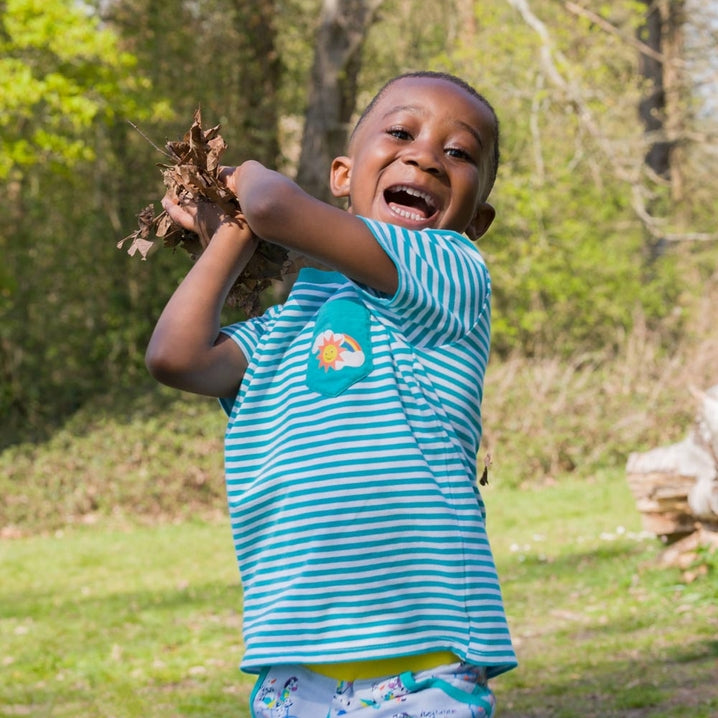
[{"left": 1, "top": 471, "right": 716, "bottom": 717}]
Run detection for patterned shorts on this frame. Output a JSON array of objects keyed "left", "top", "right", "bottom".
[{"left": 250, "top": 662, "right": 495, "bottom": 718}]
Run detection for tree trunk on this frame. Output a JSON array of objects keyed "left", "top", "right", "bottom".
[
  {"left": 295, "top": 0, "right": 382, "bottom": 203},
  {"left": 637, "top": 0, "right": 671, "bottom": 179},
  {"left": 636, "top": 0, "right": 688, "bottom": 257},
  {"left": 660, "top": 0, "right": 687, "bottom": 206},
  {"left": 230, "top": 0, "right": 282, "bottom": 168}
]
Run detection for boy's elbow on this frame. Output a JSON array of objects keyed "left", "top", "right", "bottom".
[
  {"left": 244, "top": 193, "right": 281, "bottom": 239},
  {"left": 242, "top": 173, "right": 299, "bottom": 240},
  {"left": 145, "top": 342, "right": 185, "bottom": 388},
  {"left": 145, "top": 346, "right": 170, "bottom": 385}
]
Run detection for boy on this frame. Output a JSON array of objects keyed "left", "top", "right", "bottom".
[{"left": 147, "top": 71, "right": 516, "bottom": 717}]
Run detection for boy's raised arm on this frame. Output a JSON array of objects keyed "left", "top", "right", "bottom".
[
  {"left": 226, "top": 162, "right": 399, "bottom": 296},
  {"left": 145, "top": 199, "right": 256, "bottom": 399}
]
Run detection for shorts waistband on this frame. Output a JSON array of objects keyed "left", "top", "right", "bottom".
[{"left": 307, "top": 651, "right": 460, "bottom": 681}]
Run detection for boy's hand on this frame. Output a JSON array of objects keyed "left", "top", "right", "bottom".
[
  {"left": 161, "top": 191, "right": 245, "bottom": 248},
  {"left": 218, "top": 165, "right": 240, "bottom": 196}
]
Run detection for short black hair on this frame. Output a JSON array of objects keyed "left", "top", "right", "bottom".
[{"left": 350, "top": 71, "right": 500, "bottom": 201}]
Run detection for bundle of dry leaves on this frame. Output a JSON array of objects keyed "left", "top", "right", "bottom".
[{"left": 118, "top": 110, "right": 293, "bottom": 316}]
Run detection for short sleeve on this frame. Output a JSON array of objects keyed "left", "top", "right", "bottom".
[
  {"left": 217, "top": 304, "right": 281, "bottom": 415},
  {"left": 357, "top": 217, "right": 491, "bottom": 348}
]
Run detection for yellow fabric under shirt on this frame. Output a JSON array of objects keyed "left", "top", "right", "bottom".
[{"left": 308, "top": 651, "right": 459, "bottom": 681}]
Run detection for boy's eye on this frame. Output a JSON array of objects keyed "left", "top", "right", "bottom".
[
  {"left": 446, "top": 146, "right": 475, "bottom": 163},
  {"left": 387, "top": 127, "right": 412, "bottom": 140}
]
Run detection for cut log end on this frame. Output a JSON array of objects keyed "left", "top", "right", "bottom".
[
  {"left": 627, "top": 471, "right": 699, "bottom": 541},
  {"left": 625, "top": 386, "right": 718, "bottom": 544}
]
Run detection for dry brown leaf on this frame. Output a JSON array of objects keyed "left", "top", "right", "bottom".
[{"left": 118, "top": 109, "right": 297, "bottom": 316}]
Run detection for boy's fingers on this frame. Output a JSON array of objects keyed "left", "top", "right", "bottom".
[
  {"left": 161, "top": 195, "right": 195, "bottom": 230},
  {"left": 218, "top": 166, "right": 238, "bottom": 194}
]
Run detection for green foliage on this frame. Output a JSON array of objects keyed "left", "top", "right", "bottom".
[
  {"left": 486, "top": 173, "right": 682, "bottom": 357},
  {"left": 359, "top": 0, "right": 459, "bottom": 92},
  {"left": 0, "top": 0, "right": 166, "bottom": 179},
  {"left": 0, "top": 0, "right": 279, "bottom": 445},
  {"left": 0, "top": 0, "right": 172, "bottom": 444},
  {"left": 99, "top": 0, "right": 283, "bottom": 167},
  {"left": 435, "top": 0, "right": 693, "bottom": 357},
  {"left": 0, "top": 385, "right": 226, "bottom": 530},
  {"left": 1, "top": 0, "right": 717, "bottom": 447}
]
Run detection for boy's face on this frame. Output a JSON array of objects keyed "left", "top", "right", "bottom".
[{"left": 331, "top": 76, "right": 497, "bottom": 240}]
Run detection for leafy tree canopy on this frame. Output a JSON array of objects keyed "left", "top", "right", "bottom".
[{"left": 0, "top": 0, "right": 169, "bottom": 179}]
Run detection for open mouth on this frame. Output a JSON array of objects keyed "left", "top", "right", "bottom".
[{"left": 384, "top": 185, "right": 438, "bottom": 222}]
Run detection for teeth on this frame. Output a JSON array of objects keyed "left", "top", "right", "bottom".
[
  {"left": 395, "top": 185, "right": 435, "bottom": 208},
  {"left": 391, "top": 206, "right": 425, "bottom": 221}
]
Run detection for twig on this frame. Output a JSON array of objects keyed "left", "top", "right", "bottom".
[
  {"left": 127, "top": 120, "right": 173, "bottom": 158},
  {"left": 563, "top": 1, "right": 681, "bottom": 66},
  {"left": 664, "top": 232, "right": 718, "bottom": 242}
]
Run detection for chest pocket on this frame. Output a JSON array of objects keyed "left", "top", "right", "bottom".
[{"left": 306, "top": 298, "right": 374, "bottom": 397}]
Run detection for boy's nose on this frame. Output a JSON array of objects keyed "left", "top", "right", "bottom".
[{"left": 403, "top": 143, "right": 443, "bottom": 175}]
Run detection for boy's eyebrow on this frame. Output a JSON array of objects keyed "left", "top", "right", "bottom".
[{"left": 381, "top": 104, "right": 485, "bottom": 148}]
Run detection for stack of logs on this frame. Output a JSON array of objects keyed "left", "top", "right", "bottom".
[{"left": 626, "top": 385, "right": 718, "bottom": 543}]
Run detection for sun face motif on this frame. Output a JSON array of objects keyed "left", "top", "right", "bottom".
[
  {"left": 315, "top": 332, "right": 344, "bottom": 371},
  {"left": 311, "top": 328, "right": 367, "bottom": 374}
]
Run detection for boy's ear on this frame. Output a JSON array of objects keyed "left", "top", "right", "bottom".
[
  {"left": 330, "top": 155, "right": 352, "bottom": 198},
  {"left": 466, "top": 202, "right": 495, "bottom": 241}
]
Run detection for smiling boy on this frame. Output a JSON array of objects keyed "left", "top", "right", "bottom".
[{"left": 147, "top": 71, "right": 516, "bottom": 717}]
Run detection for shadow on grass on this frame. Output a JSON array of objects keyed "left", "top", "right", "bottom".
[
  {"left": 1, "top": 575, "right": 243, "bottom": 621},
  {"left": 495, "top": 537, "right": 718, "bottom": 716},
  {"left": 503, "top": 539, "right": 656, "bottom": 571},
  {"left": 495, "top": 636, "right": 718, "bottom": 718}
]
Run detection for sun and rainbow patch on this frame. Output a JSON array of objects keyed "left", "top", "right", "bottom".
[{"left": 306, "top": 299, "right": 373, "bottom": 397}]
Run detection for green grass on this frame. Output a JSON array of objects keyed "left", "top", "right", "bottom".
[
  {"left": 2, "top": 471, "right": 716, "bottom": 717},
  {"left": 1, "top": 521, "right": 251, "bottom": 717},
  {"left": 487, "top": 471, "right": 718, "bottom": 717}
]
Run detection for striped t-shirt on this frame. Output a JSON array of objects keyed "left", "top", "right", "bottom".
[{"left": 220, "top": 217, "right": 517, "bottom": 678}]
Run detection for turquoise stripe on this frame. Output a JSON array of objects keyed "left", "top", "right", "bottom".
[
  {"left": 244, "top": 617, "right": 475, "bottom": 635},
  {"left": 238, "top": 546, "right": 496, "bottom": 575},
  {"left": 236, "top": 516, "right": 481, "bottom": 538},
  {"left": 240, "top": 555, "right": 496, "bottom": 581},
  {"left": 235, "top": 534, "right": 493, "bottom": 565},
  {"left": 245, "top": 587, "right": 496, "bottom": 608},
  {"left": 234, "top": 499, "right": 477, "bottom": 523},
  {"left": 232, "top": 495, "right": 487, "bottom": 525},
  {"left": 235, "top": 536, "right": 493, "bottom": 563},
  {"left": 241, "top": 561, "right": 500, "bottom": 586},
  {"left": 246, "top": 571, "right": 480, "bottom": 596},
  {"left": 225, "top": 426, "right": 437, "bottom": 450},
  {"left": 243, "top": 596, "right": 470, "bottom": 617},
  {"left": 227, "top": 465, "right": 471, "bottom": 492},
  {"left": 244, "top": 633, "right": 470, "bottom": 651},
  {"left": 227, "top": 473, "right": 477, "bottom": 498},
  {"left": 225, "top": 468, "right": 466, "bottom": 500}
]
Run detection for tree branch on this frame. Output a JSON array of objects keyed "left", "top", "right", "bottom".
[
  {"left": 564, "top": 1, "right": 675, "bottom": 66},
  {"left": 506, "top": 0, "right": 633, "bottom": 181},
  {"left": 506, "top": 0, "right": 713, "bottom": 245}
]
